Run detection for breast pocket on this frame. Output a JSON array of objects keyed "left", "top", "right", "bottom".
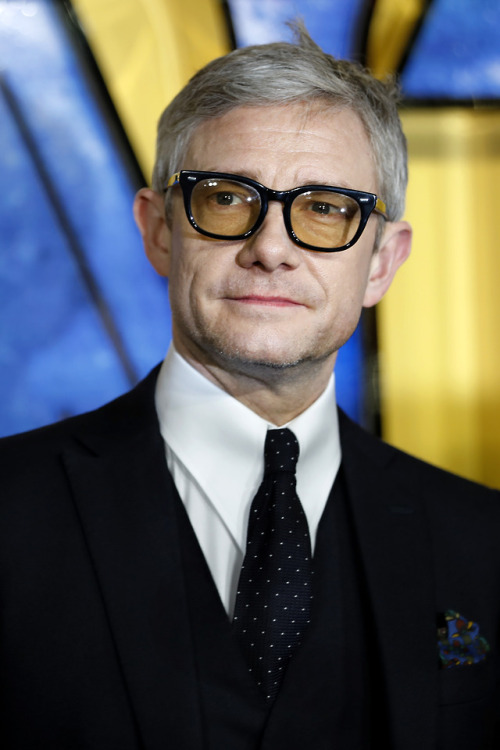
[
  {"left": 437, "top": 661, "right": 499, "bottom": 749},
  {"left": 439, "top": 659, "right": 495, "bottom": 706}
]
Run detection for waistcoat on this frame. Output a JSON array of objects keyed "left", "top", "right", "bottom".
[{"left": 172, "top": 468, "right": 386, "bottom": 749}]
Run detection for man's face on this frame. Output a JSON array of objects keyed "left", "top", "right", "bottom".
[{"left": 140, "top": 103, "right": 409, "bottom": 380}]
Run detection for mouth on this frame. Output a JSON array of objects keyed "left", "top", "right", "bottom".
[{"left": 228, "top": 295, "right": 304, "bottom": 308}]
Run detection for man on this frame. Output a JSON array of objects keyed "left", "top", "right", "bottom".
[{"left": 1, "top": 24, "right": 499, "bottom": 750}]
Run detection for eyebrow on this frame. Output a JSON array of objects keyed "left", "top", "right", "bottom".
[{"left": 200, "top": 169, "right": 356, "bottom": 191}]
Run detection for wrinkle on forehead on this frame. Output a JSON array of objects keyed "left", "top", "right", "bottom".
[{"left": 183, "top": 102, "right": 377, "bottom": 193}]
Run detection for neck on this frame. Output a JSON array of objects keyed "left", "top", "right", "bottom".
[{"left": 177, "top": 347, "right": 336, "bottom": 425}]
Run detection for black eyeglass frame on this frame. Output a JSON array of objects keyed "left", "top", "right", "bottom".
[{"left": 164, "top": 170, "right": 388, "bottom": 253}]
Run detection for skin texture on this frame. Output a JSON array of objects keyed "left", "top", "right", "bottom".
[{"left": 134, "top": 103, "right": 411, "bottom": 424}]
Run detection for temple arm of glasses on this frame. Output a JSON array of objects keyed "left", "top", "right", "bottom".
[
  {"left": 164, "top": 172, "right": 181, "bottom": 191},
  {"left": 374, "top": 197, "right": 388, "bottom": 219}
]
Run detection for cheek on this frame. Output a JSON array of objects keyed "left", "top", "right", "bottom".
[
  {"left": 167, "top": 243, "right": 219, "bottom": 322},
  {"left": 168, "top": 222, "right": 203, "bottom": 286},
  {"left": 310, "top": 255, "right": 361, "bottom": 300},
  {"left": 312, "top": 254, "right": 373, "bottom": 321},
  {"left": 166, "top": 241, "right": 196, "bottom": 318}
]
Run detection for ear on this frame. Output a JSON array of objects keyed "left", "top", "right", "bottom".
[
  {"left": 133, "top": 188, "right": 171, "bottom": 277},
  {"left": 362, "top": 220, "right": 412, "bottom": 308}
]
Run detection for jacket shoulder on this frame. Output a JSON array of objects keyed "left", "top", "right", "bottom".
[
  {"left": 0, "top": 366, "right": 161, "bottom": 467},
  {"left": 338, "top": 408, "right": 499, "bottom": 501}
]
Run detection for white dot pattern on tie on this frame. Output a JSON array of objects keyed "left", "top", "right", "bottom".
[{"left": 232, "top": 428, "right": 314, "bottom": 702}]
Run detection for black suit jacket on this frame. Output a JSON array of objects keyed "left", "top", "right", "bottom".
[{"left": 1, "top": 367, "right": 499, "bottom": 749}]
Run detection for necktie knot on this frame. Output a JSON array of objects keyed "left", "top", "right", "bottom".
[{"left": 264, "top": 427, "right": 299, "bottom": 476}]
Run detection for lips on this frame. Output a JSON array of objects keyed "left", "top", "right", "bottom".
[{"left": 229, "top": 295, "right": 303, "bottom": 307}]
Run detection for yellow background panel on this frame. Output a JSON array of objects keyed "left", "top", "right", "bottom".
[
  {"left": 379, "top": 108, "right": 500, "bottom": 487},
  {"left": 365, "top": 0, "right": 429, "bottom": 79},
  {"left": 72, "top": 0, "right": 231, "bottom": 180}
]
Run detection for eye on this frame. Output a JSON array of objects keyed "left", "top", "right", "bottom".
[
  {"left": 309, "top": 201, "right": 344, "bottom": 216},
  {"left": 212, "top": 191, "right": 244, "bottom": 206},
  {"left": 299, "top": 193, "right": 359, "bottom": 221}
]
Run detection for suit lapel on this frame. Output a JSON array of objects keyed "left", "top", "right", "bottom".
[
  {"left": 62, "top": 372, "right": 203, "bottom": 750},
  {"left": 339, "top": 411, "right": 438, "bottom": 750}
]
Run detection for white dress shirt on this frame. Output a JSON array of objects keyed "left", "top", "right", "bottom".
[{"left": 155, "top": 345, "right": 341, "bottom": 616}]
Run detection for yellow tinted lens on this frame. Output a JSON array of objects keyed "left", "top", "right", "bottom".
[
  {"left": 191, "top": 178, "right": 261, "bottom": 236},
  {"left": 291, "top": 190, "right": 361, "bottom": 248}
]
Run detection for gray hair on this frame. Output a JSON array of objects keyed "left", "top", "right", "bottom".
[{"left": 152, "top": 23, "right": 407, "bottom": 221}]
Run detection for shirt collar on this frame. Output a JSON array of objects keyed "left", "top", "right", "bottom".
[{"left": 155, "top": 345, "right": 340, "bottom": 549}]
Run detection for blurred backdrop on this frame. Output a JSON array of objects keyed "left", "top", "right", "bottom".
[{"left": 0, "top": 0, "right": 499, "bottom": 487}]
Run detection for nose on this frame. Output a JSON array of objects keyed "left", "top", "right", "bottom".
[{"left": 236, "top": 202, "right": 302, "bottom": 272}]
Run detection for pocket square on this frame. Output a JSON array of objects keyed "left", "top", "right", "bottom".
[{"left": 437, "top": 610, "right": 490, "bottom": 669}]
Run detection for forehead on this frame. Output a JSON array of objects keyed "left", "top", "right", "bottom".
[{"left": 182, "top": 102, "right": 377, "bottom": 191}]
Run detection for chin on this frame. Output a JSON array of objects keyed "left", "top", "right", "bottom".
[
  {"left": 183, "top": 323, "right": 341, "bottom": 375},
  {"left": 209, "top": 338, "right": 334, "bottom": 376},
  {"left": 217, "top": 346, "right": 295, "bottom": 368},
  {"left": 211, "top": 334, "right": 296, "bottom": 365}
]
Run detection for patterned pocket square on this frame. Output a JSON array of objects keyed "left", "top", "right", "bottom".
[{"left": 437, "top": 610, "right": 490, "bottom": 668}]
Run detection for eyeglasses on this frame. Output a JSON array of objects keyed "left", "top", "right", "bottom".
[{"left": 164, "top": 170, "right": 387, "bottom": 253}]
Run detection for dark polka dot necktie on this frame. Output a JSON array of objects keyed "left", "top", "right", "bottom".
[{"left": 232, "top": 428, "right": 313, "bottom": 702}]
